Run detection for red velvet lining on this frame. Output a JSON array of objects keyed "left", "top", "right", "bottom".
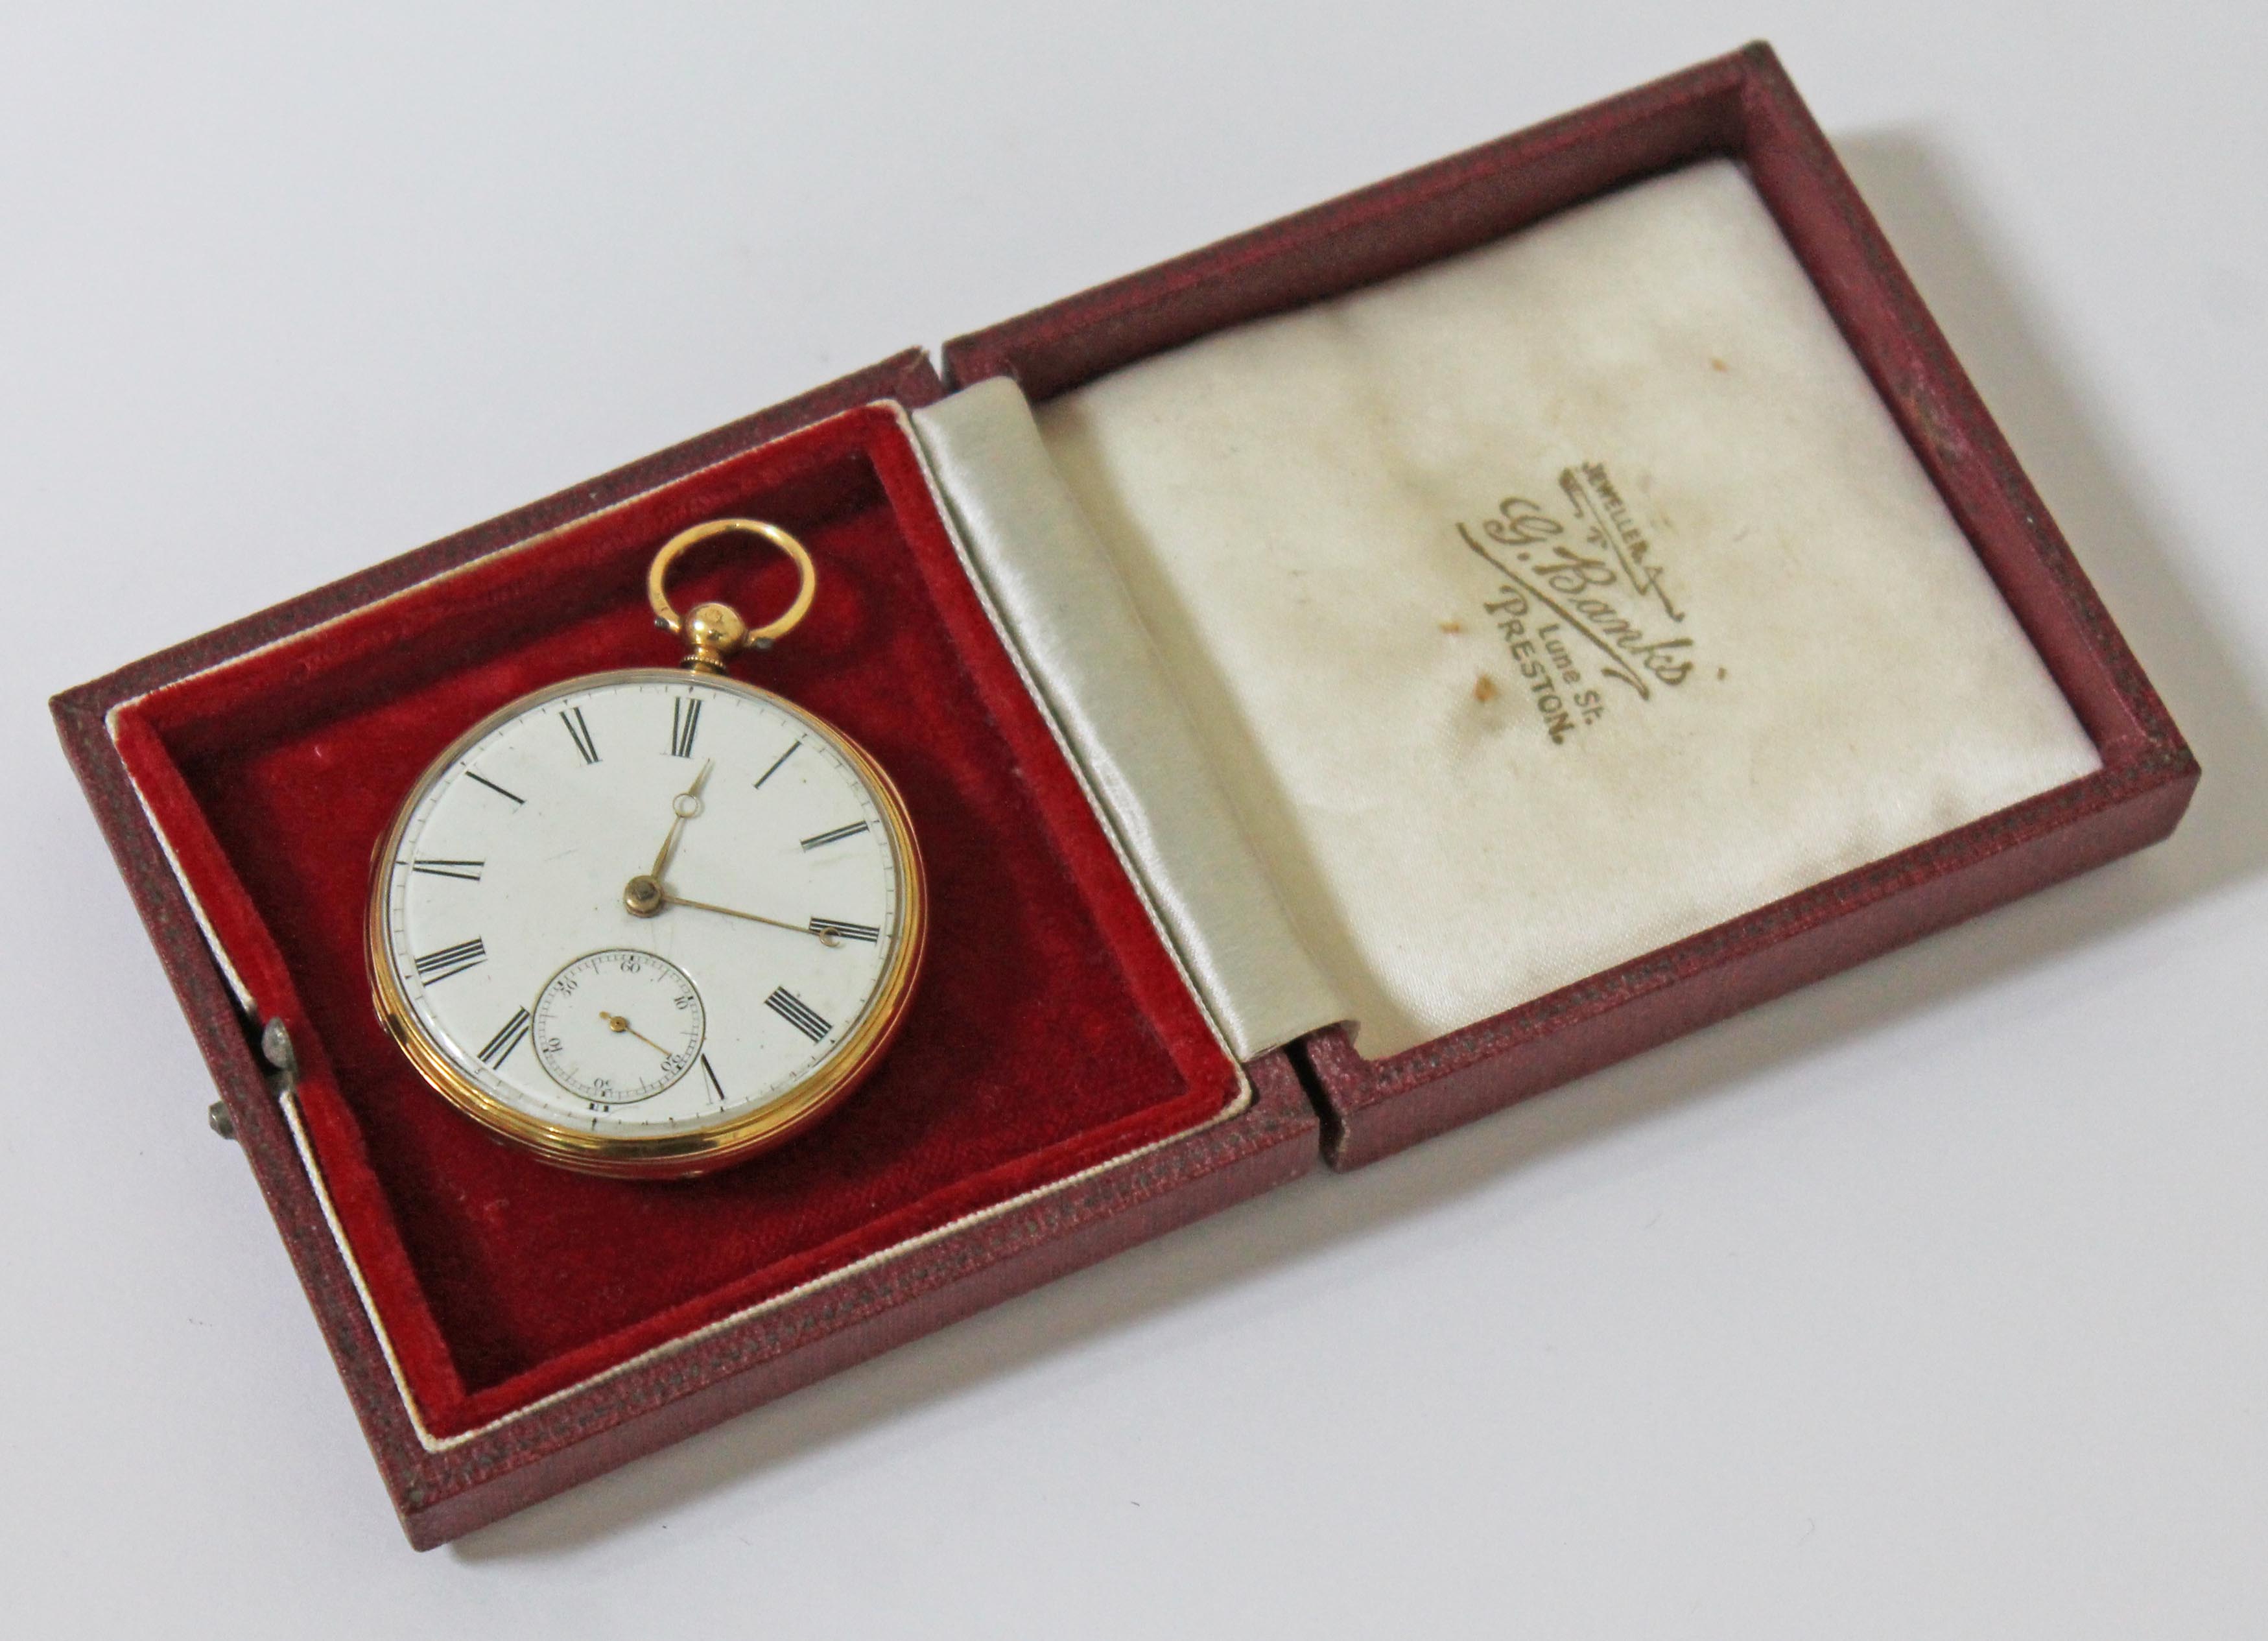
[{"left": 112, "top": 405, "right": 1238, "bottom": 1437}]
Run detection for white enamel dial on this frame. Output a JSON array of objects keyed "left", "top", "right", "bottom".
[{"left": 373, "top": 670, "right": 916, "bottom": 1160}]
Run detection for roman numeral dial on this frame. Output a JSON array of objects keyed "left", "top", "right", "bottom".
[
  {"left": 766, "top": 986, "right": 831, "bottom": 1043},
  {"left": 413, "top": 938, "right": 486, "bottom": 984},
  {"left": 375, "top": 670, "right": 918, "bottom": 1171},
  {"left": 752, "top": 740, "right": 798, "bottom": 789},
  {"left": 479, "top": 1008, "right": 533, "bottom": 1067},
  {"left": 561, "top": 706, "right": 600, "bottom": 764},
  {"left": 410, "top": 858, "right": 484, "bottom": 882},
  {"left": 669, "top": 696, "right": 702, "bottom": 758}
]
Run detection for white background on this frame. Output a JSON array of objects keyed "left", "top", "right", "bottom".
[{"left": 5, "top": 3, "right": 2262, "bottom": 1635}]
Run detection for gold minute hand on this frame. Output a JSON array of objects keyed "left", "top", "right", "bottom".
[
  {"left": 648, "top": 758, "right": 715, "bottom": 881},
  {"left": 658, "top": 890, "right": 841, "bottom": 946}
]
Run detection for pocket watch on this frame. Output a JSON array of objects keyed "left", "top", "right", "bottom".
[{"left": 365, "top": 519, "right": 926, "bottom": 1179}]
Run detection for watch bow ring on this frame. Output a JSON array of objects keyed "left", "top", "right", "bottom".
[{"left": 646, "top": 516, "right": 818, "bottom": 672}]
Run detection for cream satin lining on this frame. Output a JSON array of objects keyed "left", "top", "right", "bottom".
[
  {"left": 918, "top": 161, "right": 2101, "bottom": 1059},
  {"left": 914, "top": 386, "right": 1348, "bottom": 1059}
]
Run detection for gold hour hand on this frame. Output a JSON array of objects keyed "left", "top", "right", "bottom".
[{"left": 648, "top": 757, "right": 715, "bottom": 881}]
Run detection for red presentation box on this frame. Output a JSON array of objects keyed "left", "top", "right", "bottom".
[{"left": 53, "top": 43, "right": 2193, "bottom": 1546}]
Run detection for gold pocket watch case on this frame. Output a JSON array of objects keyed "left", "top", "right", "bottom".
[{"left": 365, "top": 520, "right": 926, "bottom": 1178}]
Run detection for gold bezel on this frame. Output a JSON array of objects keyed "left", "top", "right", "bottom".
[{"left": 364, "top": 667, "right": 927, "bottom": 1180}]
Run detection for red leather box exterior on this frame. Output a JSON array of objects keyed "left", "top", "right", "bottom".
[
  {"left": 53, "top": 43, "right": 2193, "bottom": 1549},
  {"left": 941, "top": 43, "right": 2197, "bottom": 1170}
]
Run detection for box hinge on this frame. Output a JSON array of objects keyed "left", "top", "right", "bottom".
[{"left": 211, "top": 1015, "right": 298, "bottom": 1143}]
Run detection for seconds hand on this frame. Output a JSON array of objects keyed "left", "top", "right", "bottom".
[{"left": 600, "top": 1011, "right": 673, "bottom": 1056}]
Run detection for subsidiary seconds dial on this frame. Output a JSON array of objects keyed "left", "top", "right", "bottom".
[
  {"left": 368, "top": 668, "right": 925, "bottom": 1177},
  {"left": 533, "top": 949, "right": 706, "bottom": 1104}
]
